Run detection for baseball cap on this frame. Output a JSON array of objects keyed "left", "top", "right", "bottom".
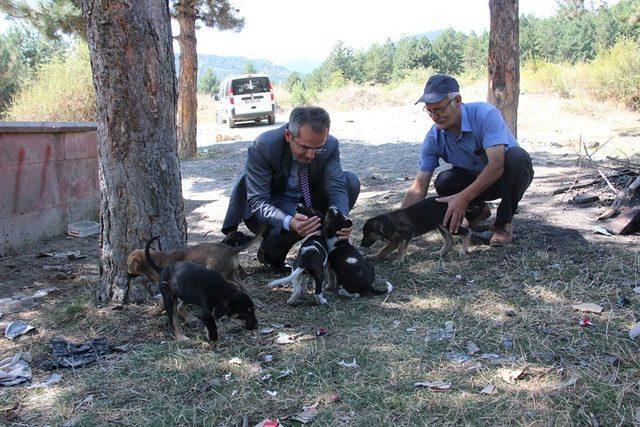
[{"left": 415, "top": 75, "right": 460, "bottom": 104}]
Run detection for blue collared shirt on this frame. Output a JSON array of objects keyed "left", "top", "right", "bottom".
[{"left": 419, "top": 102, "right": 519, "bottom": 176}]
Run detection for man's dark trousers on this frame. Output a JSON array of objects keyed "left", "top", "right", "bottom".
[
  {"left": 433, "top": 147, "right": 534, "bottom": 225},
  {"left": 245, "top": 171, "right": 360, "bottom": 264}
]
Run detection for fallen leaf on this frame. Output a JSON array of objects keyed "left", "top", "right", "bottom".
[
  {"left": 338, "top": 358, "right": 359, "bottom": 369},
  {"left": 316, "top": 327, "right": 329, "bottom": 336},
  {"left": 259, "top": 327, "right": 275, "bottom": 335},
  {"left": 629, "top": 322, "right": 640, "bottom": 340},
  {"left": 466, "top": 341, "right": 481, "bottom": 355},
  {"left": 560, "top": 376, "right": 579, "bottom": 388},
  {"left": 405, "top": 327, "right": 417, "bottom": 332},
  {"left": 444, "top": 351, "right": 471, "bottom": 364},
  {"left": 579, "top": 317, "right": 594, "bottom": 327},
  {"left": 499, "top": 367, "right": 525, "bottom": 384},
  {"left": 266, "top": 390, "right": 278, "bottom": 397},
  {"left": 414, "top": 380, "right": 452, "bottom": 390},
  {"left": 572, "top": 303, "right": 604, "bottom": 314},
  {"left": 254, "top": 419, "right": 282, "bottom": 427},
  {"left": 260, "top": 374, "right": 272, "bottom": 382},
  {"left": 480, "top": 384, "right": 497, "bottom": 395},
  {"left": 275, "top": 369, "right": 293, "bottom": 380},
  {"left": 592, "top": 226, "right": 613, "bottom": 236},
  {"left": 290, "top": 406, "right": 319, "bottom": 424},
  {"left": 276, "top": 332, "right": 314, "bottom": 344},
  {"left": 229, "top": 357, "right": 242, "bottom": 365}
]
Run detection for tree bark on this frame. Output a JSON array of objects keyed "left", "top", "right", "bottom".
[
  {"left": 175, "top": 1, "right": 198, "bottom": 159},
  {"left": 487, "top": 0, "right": 520, "bottom": 138},
  {"left": 82, "top": 0, "right": 187, "bottom": 304}
]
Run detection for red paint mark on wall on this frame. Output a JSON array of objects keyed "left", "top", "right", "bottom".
[
  {"left": 13, "top": 147, "right": 25, "bottom": 214},
  {"left": 37, "top": 145, "right": 52, "bottom": 199}
]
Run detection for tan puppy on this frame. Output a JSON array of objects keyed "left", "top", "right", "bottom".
[{"left": 127, "top": 231, "right": 261, "bottom": 316}]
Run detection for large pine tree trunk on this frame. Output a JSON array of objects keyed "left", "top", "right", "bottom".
[
  {"left": 487, "top": 0, "right": 520, "bottom": 138},
  {"left": 176, "top": 2, "right": 198, "bottom": 159},
  {"left": 82, "top": 0, "right": 187, "bottom": 303}
]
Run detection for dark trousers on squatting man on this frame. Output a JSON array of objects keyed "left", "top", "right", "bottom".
[{"left": 434, "top": 147, "right": 534, "bottom": 225}]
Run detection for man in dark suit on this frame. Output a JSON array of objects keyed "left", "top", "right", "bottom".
[{"left": 222, "top": 106, "right": 360, "bottom": 272}]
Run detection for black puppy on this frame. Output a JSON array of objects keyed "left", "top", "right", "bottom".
[
  {"left": 324, "top": 207, "right": 392, "bottom": 298},
  {"left": 145, "top": 236, "right": 258, "bottom": 341},
  {"left": 361, "top": 196, "right": 470, "bottom": 263},
  {"left": 268, "top": 204, "right": 329, "bottom": 305}
]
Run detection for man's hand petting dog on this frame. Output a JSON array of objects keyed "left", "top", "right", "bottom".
[
  {"left": 436, "top": 194, "right": 469, "bottom": 233},
  {"left": 290, "top": 213, "right": 322, "bottom": 236}
]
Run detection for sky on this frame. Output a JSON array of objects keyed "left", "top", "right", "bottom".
[
  {"left": 188, "top": 0, "right": 619, "bottom": 66},
  {"left": 1, "top": 0, "right": 619, "bottom": 67}
]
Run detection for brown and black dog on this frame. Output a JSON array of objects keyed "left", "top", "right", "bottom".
[
  {"left": 361, "top": 196, "right": 470, "bottom": 263},
  {"left": 145, "top": 236, "right": 258, "bottom": 341},
  {"left": 127, "top": 231, "right": 261, "bottom": 316}
]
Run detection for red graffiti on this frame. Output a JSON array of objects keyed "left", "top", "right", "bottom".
[
  {"left": 13, "top": 147, "right": 25, "bottom": 214},
  {"left": 37, "top": 145, "right": 51, "bottom": 199}
]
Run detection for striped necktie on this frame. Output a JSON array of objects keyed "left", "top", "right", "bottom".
[{"left": 298, "top": 163, "right": 312, "bottom": 207}]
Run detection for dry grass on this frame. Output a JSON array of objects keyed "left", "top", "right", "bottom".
[{"left": 1, "top": 192, "right": 639, "bottom": 425}]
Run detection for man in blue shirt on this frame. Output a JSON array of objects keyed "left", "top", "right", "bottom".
[{"left": 402, "top": 75, "right": 534, "bottom": 246}]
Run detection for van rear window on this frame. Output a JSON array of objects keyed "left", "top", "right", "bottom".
[{"left": 232, "top": 77, "right": 270, "bottom": 95}]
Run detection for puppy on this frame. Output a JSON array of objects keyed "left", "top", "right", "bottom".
[
  {"left": 267, "top": 204, "right": 329, "bottom": 305},
  {"left": 361, "top": 196, "right": 470, "bottom": 263},
  {"left": 128, "top": 231, "right": 261, "bottom": 315},
  {"left": 145, "top": 236, "right": 257, "bottom": 341},
  {"left": 324, "top": 207, "right": 392, "bottom": 298}
]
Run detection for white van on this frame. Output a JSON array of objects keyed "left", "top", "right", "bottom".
[{"left": 215, "top": 74, "right": 276, "bottom": 128}]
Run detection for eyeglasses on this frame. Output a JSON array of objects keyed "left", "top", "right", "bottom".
[
  {"left": 423, "top": 97, "right": 455, "bottom": 116},
  {"left": 290, "top": 133, "right": 327, "bottom": 154}
]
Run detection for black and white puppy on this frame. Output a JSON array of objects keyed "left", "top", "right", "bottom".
[
  {"left": 361, "top": 196, "right": 471, "bottom": 263},
  {"left": 324, "top": 206, "right": 392, "bottom": 298},
  {"left": 268, "top": 204, "right": 329, "bottom": 305},
  {"left": 145, "top": 236, "right": 258, "bottom": 341}
]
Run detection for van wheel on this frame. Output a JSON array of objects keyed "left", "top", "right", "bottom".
[
  {"left": 268, "top": 114, "right": 275, "bottom": 125},
  {"left": 228, "top": 117, "right": 236, "bottom": 128}
]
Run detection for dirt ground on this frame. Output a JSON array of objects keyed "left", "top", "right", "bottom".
[{"left": 1, "top": 90, "right": 639, "bottom": 425}]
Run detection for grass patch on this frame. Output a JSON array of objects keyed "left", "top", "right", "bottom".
[{"left": 2, "top": 215, "right": 638, "bottom": 425}]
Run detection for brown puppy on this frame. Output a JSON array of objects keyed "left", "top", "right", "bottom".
[
  {"left": 127, "top": 231, "right": 261, "bottom": 315},
  {"left": 361, "top": 196, "right": 470, "bottom": 263}
]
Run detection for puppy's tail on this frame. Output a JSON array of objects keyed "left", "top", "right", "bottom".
[
  {"left": 369, "top": 280, "right": 394, "bottom": 295},
  {"left": 267, "top": 267, "right": 304, "bottom": 288},
  {"left": 144, "top": 236, "right": 162, "bottom": 277}
]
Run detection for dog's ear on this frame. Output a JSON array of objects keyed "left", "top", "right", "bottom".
[
  {"left": 344, "top": 218, "right": 353, "bottom": 228},
  {"left": 127, "top": 251, "right": 143, "bottom": 275}
]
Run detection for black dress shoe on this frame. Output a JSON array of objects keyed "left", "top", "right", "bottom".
[{"left": 257, "top": 247, "right": 291, "bottom": 274}]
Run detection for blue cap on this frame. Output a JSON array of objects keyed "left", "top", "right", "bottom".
[{"left": 415, "top": 75, "right": 460, "bottom": 104}]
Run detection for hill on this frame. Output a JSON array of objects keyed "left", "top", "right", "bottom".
[{"left": 176, "top": 54, "right": 291, "bottom": 82}]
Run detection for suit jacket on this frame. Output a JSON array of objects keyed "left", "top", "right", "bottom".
[{"left": 222, "top": 124, "right": 348, "bottom": 233}]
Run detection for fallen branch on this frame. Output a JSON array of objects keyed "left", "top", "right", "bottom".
[
  {"left": 606, "top": 156, "right": 640, "bottom": 169},
  {"left": 582, "top": 140, "right": 618, "bottom": 196},
  {"left": 598, "top": 175, "right": 640, "bottom": 220},
  {"left": 552, "top": 178, "right": 603, "bottom": 195}
]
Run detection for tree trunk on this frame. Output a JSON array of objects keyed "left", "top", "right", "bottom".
[
  {"left": 82, "top": 0, "right": 187, "bottom": 304},
  {"left": 176, "top": 2, "right": 198, "bottom": 159},
  {"left": 487, "top": 0, "right": 520, "bottom": 138}
]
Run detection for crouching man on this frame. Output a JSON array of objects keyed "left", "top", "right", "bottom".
[
  {"left": 222, "top": 106, "right": 360, "bottom": 271},
  {"left": 403, "top": 74, "right": 534, "bottom": 245}
]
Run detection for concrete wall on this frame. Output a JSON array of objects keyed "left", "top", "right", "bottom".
[{"left": 0, "top": 122, "right": 99, "bottom": 256}]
